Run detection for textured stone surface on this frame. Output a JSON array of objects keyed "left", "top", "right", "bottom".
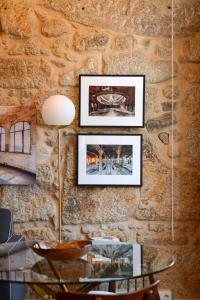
[
  {"left": 145, "top": 87, "right": 159, "bottom": 115},
  {"left": 37, "top": 163, "right": 54, "bottom": 186},
  {"left": 0, "top": 0, "right": 35, "bottom": 38},
  {"left": 50, "top": 59, "right": 68, "bottom": 68},
  {"left": 182, "top": 86, "right": 200, "bottom": 119},
  {"left": 161, "top": 102, "right": 176, "bottom": 111},
  {"left": 135, "top": 161, "right": 171, "bottom": 221},
  {"left": 183, "top": 64, "right": 200, "bottom": 83},
  {"left": 41, "top": 0, "right": 172, "bottom": 37},
  {"left": 0, "top": 58, "right": 51, "bottom": 88},
  {"left": 174, "top": 169, "right": 200, "bottom": 221},
  {"left": 182, "top": 37, "right": 200, "bottom": 62},
  {"left": 51, "top": 36, "right": 72, "bottom": 57},
  {"left": 112, "top": 35, "right": 134, "bottom": 51},
  {"left": 143, "top": 139, "right": 158, "bottom": 162},
  {"left": 146, "top": 113, "right": 175, "bottom": 132},
  {"left": 59, "top": 71, "right": 76, "bottom": 87},
  {"left": 9, "top": 39, "right": 50, "bottom": 56},
  {"left": 154, "top": 45, "right": 171, "bottom": 58},
  {"left": 42, "top": 18, "right": 70, "bottom": 37},
  {"left": 174, "top": 0, "right": 200, "bottom": 36},
  {"left": 158, "top": 132, "right": 169, "bottom": 145},
  {"left": 18, "top": 226, "right": 56, "bottom": 240},
  {"left": 162, "top": 85, "right": 179, "bottom": 99},
  {"left": 62, "top": 180, "right": 137, "bottom": 224},
  {"left": 75, "top": 57, "right": 101, "bottom": 78},
  {"left": 181, "top": 121, "right": 200, "bottom": 168},
  {"left": 0, "top": 185, "right": 56, "bottom": 222},
  {"left": 75, "top": 33, "right": 110, "bottom": 51},
  {"left": 104, "top": 52, "right": 174, "bottom": 83},
  {"left": 174, "top": 247, "right": 200, "bottom": 276}
]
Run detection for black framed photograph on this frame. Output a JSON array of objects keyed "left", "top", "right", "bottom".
[
  {"left": 77, "top": 134, "right": 142, "bottom": 186},
  {"left": 79, "top": 75, "right": 145, "bottom": 127}
]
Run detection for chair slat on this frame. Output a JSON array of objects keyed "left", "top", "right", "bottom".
[{"left": 56, "top": 280, "right": 160, "bottom": 300}]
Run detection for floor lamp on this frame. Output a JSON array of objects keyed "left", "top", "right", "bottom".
[{"left": 42, "top": 95, "right": 75, "bottom": 243}]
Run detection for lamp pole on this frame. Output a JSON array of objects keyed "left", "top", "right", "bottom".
[{"left": 58, "top": 127, "right": 62, "bottom": 243}]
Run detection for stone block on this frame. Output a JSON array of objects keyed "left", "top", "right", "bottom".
[
  {"left": 9, "top": 39, "right": 50, "bottom": 56},
  {"left": 158, "top": 132, "right": 169, "bottom": 145},
  {"left": 154, "top": 45, "right": 172, "bottom": 58},
  {"left": 51, "top": 36, "right": 72, "bottom": 57},
  {"left": 59, "top": 71, "right": 76, "bottom": 87},
  {"left": 81, "top": 224, "right": 92, "bottom": 234},
  {"left": 143, "top": 139, "right": 158, "bottom": 162},
  {"left": 37, "top": 163, "right": 54, "bottom": 187},
  {"left": 182, "top": 37, "right": 200, "bottom": 62},
  {"left": 162, "top": 85, "right": 179, "bottom": 99},
  {"left": 75, "top": 33, "right": 110, "bottom": 51},
  {"left": 174, "top": 1, "right": 200, "bottom": 36},
  {"left": 182, "top": 86, "right": 200, "bottom": 119},
  {"left": 104, "top": 52, "right": 175, "bottom": 83},
  {"left": 0, "top": 0, "right": 35, "bottom": 38},
  {"left": 145, "top": 86, "right": 159, "bottom": 115},
  {"left": 181, "top": 121, "right": 200, "bottom": 168},
  {"left": 62, "top": 180, "right": 137, "bottom": 224},
  {"left": 183, "top": 64, "right": 200, "bottom": 83},
  {"left": 50, "top": 59, "right": 68, "bottom": 68},
  {"left": 146, "top": 113, "right": 175, "bottom": 132},
  {"left": 88, "top": 230, "right": 128, "bottom": 242},
  {"left": 0, "top": 38, "right": 9, "bottom": 51},
  {"left": 18, "top": 226, "right": 56, "bottom": 241},
  {"left": 0, "top": 58, "right": 51, "bottom": 89},
  {"left": 112, "top": 35, "right": 134, "bottom": 51},
  {"left": 161, "top": 102, "right": 176, "bottom": 112},
  {"left": 173, "top": 169, "right": 200, "bottom": 221},
  {"left": 42, "top": 18, "right": 70, "bottom": 37},
  {"left": 75, "top": 56, "right": 101, "bottom": 77},
  {"left": 42, "top": 0, "right": 172, "bottom": 37},
  {"left": 135, "top": 161, "right": 171, "bottom": 221},
  {"left": 148, "top": 223, "right": 166, "bottom": 232}
]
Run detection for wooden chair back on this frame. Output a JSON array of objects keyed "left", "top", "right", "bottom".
[{"left": 56, "top": 280, "right": 160, "bottom": 300}]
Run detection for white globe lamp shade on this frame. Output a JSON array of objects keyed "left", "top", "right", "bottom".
[{"left": 42, "top": 95, "right": 75, "bottom": 126}]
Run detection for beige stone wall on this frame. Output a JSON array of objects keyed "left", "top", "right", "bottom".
[{"left": 0, "top": 0, "right": 199, "bottom": 298}]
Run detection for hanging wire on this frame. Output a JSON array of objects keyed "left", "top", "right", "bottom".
[{"left": 171, "top": 0, "right": 175, "bottom": 242}]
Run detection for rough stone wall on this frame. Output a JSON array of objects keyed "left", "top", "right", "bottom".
[{"left": 0, "top": 0, "right": 199, "bottom": 298}]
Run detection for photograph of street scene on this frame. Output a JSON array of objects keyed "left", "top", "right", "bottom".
[
  {"left": 89, "top": 86, "right": 135, "bottom": 117},
  {"left": 86, "top": 144, "right": 133, "bottom": 175}
]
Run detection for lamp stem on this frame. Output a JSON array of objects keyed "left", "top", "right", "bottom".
[{"left": 58, "top": 127, "right": 62, "bottom": 243}]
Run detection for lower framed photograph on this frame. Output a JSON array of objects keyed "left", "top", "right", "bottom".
[{"left": 77, "top": 134, "right": 142, "bottom": 186}]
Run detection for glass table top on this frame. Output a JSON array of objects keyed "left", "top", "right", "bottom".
[{"left": 0, "top": 241, "right": 175, "bottom": 284}]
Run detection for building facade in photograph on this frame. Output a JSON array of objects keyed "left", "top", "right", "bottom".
[{"left": 0, "top": 106, "right": 36, "bottom": 185}]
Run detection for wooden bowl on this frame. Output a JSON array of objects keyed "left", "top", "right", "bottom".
[{"left": 32, "top": 240, "right": 92, "bottom": 261}]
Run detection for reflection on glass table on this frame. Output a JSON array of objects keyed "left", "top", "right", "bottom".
[{"left": 0, "top": 241, "right": 175, "bottom": 286}]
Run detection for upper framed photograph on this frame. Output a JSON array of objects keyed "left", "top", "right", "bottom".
[
  {"left": 77, "top": 134, "right": 142, "bottom": 186},
  {"left": 79, "top": 75, "right": 145, "bottom": 127}
]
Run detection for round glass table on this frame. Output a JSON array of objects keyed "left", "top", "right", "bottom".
[{"left": 0, "top": 241, "right": 175, "bottom": 299}]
